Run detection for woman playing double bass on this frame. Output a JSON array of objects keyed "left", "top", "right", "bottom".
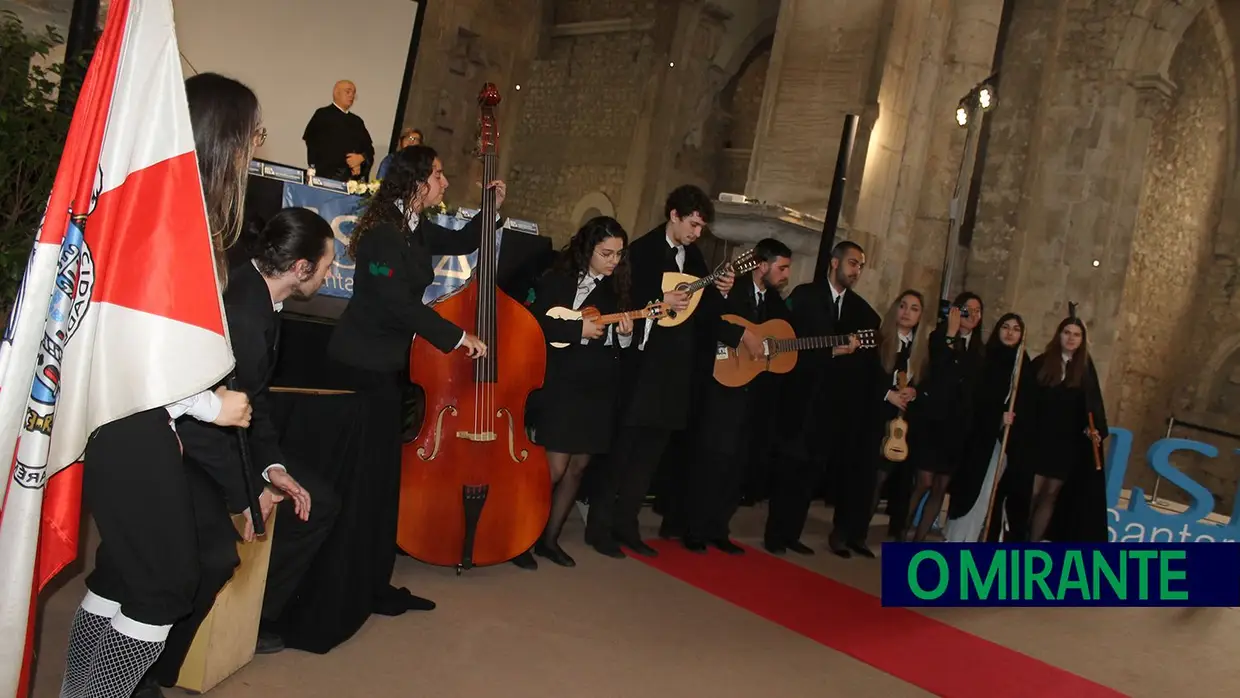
[
  {"left": 516, "top": 217, "right": 634, "bottom": 569},
  {"left": 326, "top": 145, "right": 503, "bottom": 618}
]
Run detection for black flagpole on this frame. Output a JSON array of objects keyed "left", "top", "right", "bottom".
[
  {"left": 57, "top": 0, "right": 102, "bottom": 115},
  {"left": 814, "top": 114, "right": 859, "bottom": 282}
]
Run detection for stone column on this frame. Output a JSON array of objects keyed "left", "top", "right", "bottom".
[
  {"left": 966, "top": 2, "right": 1190, "bottom": 415},
  {"left": 884, "top": 0, "right": 1001, "bottom": 306},
  {"left": 744, "top": 0, "right": 893, "bottom": 219}
]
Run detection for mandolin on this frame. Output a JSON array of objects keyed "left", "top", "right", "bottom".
[
  {"left": 545, "top": 302, "right": 670, "bottom": 348},
  {"left": 881, "top": 370, "right": 910, "bottom": 462},
  {"left": 658, "top": 249, "right": 760, "bottom": 328},
  {"left": 712, "top": 315, "right": 877, "bottom": 388}
]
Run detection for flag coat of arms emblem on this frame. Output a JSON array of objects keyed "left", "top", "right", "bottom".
[{"left": 0, "top": 1, "right": 235, "bottom": 694}]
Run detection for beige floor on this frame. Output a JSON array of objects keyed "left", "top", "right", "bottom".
[{"left": 28, "top": 504, "right": 1240, "bottom": 698}]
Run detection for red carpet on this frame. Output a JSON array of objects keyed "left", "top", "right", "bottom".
[{"left": 635, "top": 540, "right": 1128, "bottom": 698}]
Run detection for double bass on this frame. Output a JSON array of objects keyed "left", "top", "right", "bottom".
[{"left": 398, "top": 83, "right": 551, "bottom": 573}]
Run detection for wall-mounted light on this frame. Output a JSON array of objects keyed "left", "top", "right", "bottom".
[
  {"left": 955, "top": 81, "right": 997, "bottom": 127},
  {"left": 978, "top": 84, "right": 995, "bottom": 110},
  {"left": 669, "top": 61, "right": 675, "bottom": 67},
  {"left": 515, "top": 84, "right": 521, "bottom": 91},
  {"left": 1092, "top": 260, "right": 1101, "bottom": 267}
]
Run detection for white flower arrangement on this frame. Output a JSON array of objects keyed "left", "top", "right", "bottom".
[{"left": 347, "top": 179, "right": 382, "bottom": 196}]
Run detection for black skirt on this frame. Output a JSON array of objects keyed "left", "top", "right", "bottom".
[{"left": 532, "top": 344, "right": 619, "bottom": 454}]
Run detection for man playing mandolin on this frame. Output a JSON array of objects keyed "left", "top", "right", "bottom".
[{"left": 584, "top": 185, "right": 759, "bottom": 558}]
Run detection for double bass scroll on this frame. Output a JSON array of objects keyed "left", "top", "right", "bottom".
[{"left": 398, "top": 83, "right": 551, "bottom": 574}]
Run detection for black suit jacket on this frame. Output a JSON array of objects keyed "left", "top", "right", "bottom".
[
  {"left": 776, "top": 280, "right": 881, "bottom": 459},
  {"left": 328, "top": 210, "right": 484, "bottom": 372},
  {"left": 692, "top": 279, "right": 791, "bottom": 454},
  {"left": 618, "top": 227, "right": 738, "bottom": 430},
  {"left": 177, "top": 261, "right": 289, "bottom": 514}
]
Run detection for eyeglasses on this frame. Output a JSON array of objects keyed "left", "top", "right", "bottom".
[
  {"left": 254, "top": 126, "right": 268, "bottom": 147},
  {"left": 595, "top": 249, "right": 626, "bottom": 261}
]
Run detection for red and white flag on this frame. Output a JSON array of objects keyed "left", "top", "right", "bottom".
[{"left": 0, "top": 0, "right": 234, "bottom": 694}]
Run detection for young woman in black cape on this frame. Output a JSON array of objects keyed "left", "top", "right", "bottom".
[
  {"left": 896, "top": 291, "right": 989, "bottom": 542},
  {"left": 852, "top": 290, "right": 930, "bottom": 548},
  {"left": 944, "top": 313, "right": 1031, "bottom": 541},
  {"left": 514, "top": 216, "right": 634, "bottom": 569},
  {"left": 1009, "top": 315, "right": 1109, "bottom": 542}
]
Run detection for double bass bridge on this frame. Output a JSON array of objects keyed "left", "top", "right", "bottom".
[{"left": 445, "top": 411, "right": 527, "bottom": 463}]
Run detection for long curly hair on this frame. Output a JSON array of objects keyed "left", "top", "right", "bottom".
[
  {"left": 348, "top": 145, "right": 439, "bottom": 260},
  {"left": 554, "top": 216, "right": 631, "bottom": 307}
]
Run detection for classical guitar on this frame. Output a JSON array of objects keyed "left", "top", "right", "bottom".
[
  {"left": 881, "top": 371, "right": 910, "bottom": 463},
  {"left": 712, "top": 315, "right": 877, "bottom": 388},
  {"left": 545, "top": 302, "right": 671, "bottom": 348},
  {"left": 658, "top": 249, "right": 760, "bottom": 328}
]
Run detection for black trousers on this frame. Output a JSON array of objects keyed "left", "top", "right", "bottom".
[
  {"left": 83, "top": 409, "right": 207, "bottom": 627},
  {"left": 764, "top": 455, "right": 825, "bottom": 545},
  {"left": 148, "top": 463, "right": 243, "bottom": 686},
  {"left": 831, "top": 456, "right": 879, "bottom": 545},
  {"left": 586, "top": 426, "right": 672, "bottom": 543},
  {"left": 150, "top": 447, "right": 340, "bottom": 686},
  {"left": 685, "top": 447, "right": 745, "bottom": 540}
]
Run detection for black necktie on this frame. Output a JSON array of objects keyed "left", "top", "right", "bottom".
[
  {"left": 833, "top": 295, "right": 843, "bottom": 323},
  {"left": 755, "top": 291, "right": 766, "bottom": 321}
]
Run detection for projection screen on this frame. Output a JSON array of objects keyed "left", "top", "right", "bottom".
[{"left": 171, "top": 0, "right": 422, "bottom": 172}]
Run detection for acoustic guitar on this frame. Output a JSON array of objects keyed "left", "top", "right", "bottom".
[
  {"left": 658, "top": 249, "right": 760, "bottom": 328},
  {"left": 544, "top": 302, "right": 671, "bottom": 348},
  {"left": 881, "top": 370, "right": 910, "bottom": 462},
  {"left": 712, "top": 315, "right": 877, "bottom": 388}
]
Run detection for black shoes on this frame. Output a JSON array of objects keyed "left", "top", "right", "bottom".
[
  {"left": 617, "top": 536, "right": 658, "bottom": 557},
  {"left": 131, "top": 676, "right": 164, "bottom": 698},
  {"left": 511, "top": 551, "right": 538, "bottom": 570},
  {"left": 534, "top": 541, "right": 577, "bottom": 567},
  {"left": 255, "top": 630, "right": 285, "bottom": 655},
  {"left": 681, "top": 536, "right": 708, "bottom": 553},
  {"left": 373, "top": 585, "right": 435, "bottom": 616},
  {"left": 786, "top": 540, "right": 815, "bottom": 555}
]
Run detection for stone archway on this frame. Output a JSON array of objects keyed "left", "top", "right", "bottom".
[
  {"left": 1110, "top": 2, "right": 1236, "bottom": 499},
  {"left": 569, "top": 191, "right": 616, "bottom": 228}
]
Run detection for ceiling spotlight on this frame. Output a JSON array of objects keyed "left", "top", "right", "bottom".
[
  {"left": 955, "top": 105, "right": 969, "bottom": 127},
  {"left": 515, "top": 84, "right": 521, "bottom": 90},
  {"left": 1092, "top": 260, "right": 1101, "bottom": 267},
  {"left": 669, "top": 61, "right": 675, "bottom": 67}
]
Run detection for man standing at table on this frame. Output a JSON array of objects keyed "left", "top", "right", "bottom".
[{"left": 303, "top": 80, "right": 375, "bottom": 181}]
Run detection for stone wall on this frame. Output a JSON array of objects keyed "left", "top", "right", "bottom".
[
  {"left": 505, "top": 22, "right": 645, "bottom": 245},
  {"left": 401, "top": 0, "right": 543, "bottom": 215},
  {"left": 714, "top": 40, "right": 768, "bottom": 196},
  {"left": 1112, "top": 12, "right": 1230, "bottom": 506}
]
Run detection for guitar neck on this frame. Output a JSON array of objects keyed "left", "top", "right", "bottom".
[
  {"left": 593, "top": 308, "right": 657, "bottom": 326},
  {"left": 772, "top": 334, "right": 853, "bottom": 352}
]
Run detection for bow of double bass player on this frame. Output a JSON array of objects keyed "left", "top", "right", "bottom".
[
  {"left": 325, "top": 111, "right": 505, "bottom": 613},
  {"left": 400, "top": 83, "right": 552, "bottom": 574}
]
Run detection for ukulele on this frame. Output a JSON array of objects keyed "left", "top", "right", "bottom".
[
  {"left": 544, "top": 302, "right": 671, "bottom": 348},
  {"left": 712, "top": 315, "right": 877, "bottom": 387},
  {"left": 881, "top": 370, "right": 910, "bottom": 462},
  {"left": 658, "top": 249, "right": 760, "bottom": 328}
]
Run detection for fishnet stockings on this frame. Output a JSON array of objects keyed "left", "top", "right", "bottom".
[
  {"left": 60, "top": 607, "right": 112, "bottom": 697},
  {"left": 79, "top": 625, "right": 165, "bottom": 698}
]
